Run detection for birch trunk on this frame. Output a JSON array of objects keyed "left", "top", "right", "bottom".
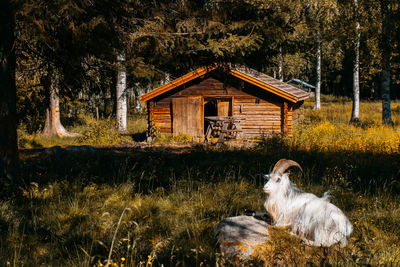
[
  {"left": 0, "top": 0, "right": 20, "bottom": 192},
  {"left": 351, "top": 0, "right": 360, "bottom": 122},
  {"left": 380, "top": 0, "right": 392, "bottom": 124},
  {"left": 161, "top": 73, "right": 171, "bottom": 86},
  {"left": 116, "top": 53, "right": 127, "bottom": 132},
  {"left": 314, "top": 29, "right": 321, "bottom": 110},
  {"left": 134, "top": 86, "right": 146, "bottom": 112},
  {"left": 278, "top": 45, "right": 283, "bottom": 82},
  {"left": 42, "top": 68, "right": 79, "bottom": 137}
]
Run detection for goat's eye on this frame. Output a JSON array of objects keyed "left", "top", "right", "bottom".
[{"left": 276, "top": 178, "right": 281, "bottom": 182}]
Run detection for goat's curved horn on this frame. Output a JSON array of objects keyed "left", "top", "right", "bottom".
[{"left": 272, "top": 159, "right": 303, "bottom": 175}]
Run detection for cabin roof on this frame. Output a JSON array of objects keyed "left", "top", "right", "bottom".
[
  {"left": 287, "top": 78, "right": 316, "bottom": 89},
  {"left": 139, "top": 64, "right": 310, "bottom": 103}
]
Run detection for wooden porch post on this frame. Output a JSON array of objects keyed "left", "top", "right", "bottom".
[
  {"left": 147, "top": 101, "right": 154, "bottom": 140},
  {"left": 282, "top": 101, "right": 288, "bottom": 135}
]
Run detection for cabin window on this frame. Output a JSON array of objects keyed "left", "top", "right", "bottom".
[{"left": 256, "top": 98, "right": 260, "bottom": 104}]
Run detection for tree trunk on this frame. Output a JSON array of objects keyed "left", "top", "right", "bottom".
[
  {"left": 0, "top": 0, "right": 21, "bottom": 193},
  {"left": 161, "top": 73, "right": 171, "bottom": 86},
  {"left": 134, "top": 85, "right": 146, "bottom": 112},
  {"left": 351, "top": 0, "right": 360, "bottom": 122},
  {"left": 380, "top": 0, "right": 393, "bottom": 124},
  {"left": 116, "top": 53, "right": 127, "bottom": 132},
  {"left": 42, "top": 68, "right": 79, "bottom": 137},
  {"left": 278, "top": 45, "right": 283, "bottom": 82},
  {"left": 314, "top": 29, "right": 321, "bottom": 110}
]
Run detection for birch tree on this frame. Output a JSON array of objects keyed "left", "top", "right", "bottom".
[
  {"left": 304, "top": 0, "right": 338, "bottom": 110},
  {"left": 278, "top": 45, "right": 284, "bottom": 81},
  {"left": 351, "top": 0, "right": 361, "bottom": 122},
  {"left": 315, "top": 26, "right": 322, "bottom": 110},
  {"left": 116, "top": 53, "right": 128, "bottom": 132}
]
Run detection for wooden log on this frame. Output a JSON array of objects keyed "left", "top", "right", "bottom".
[
  {"left": 239, "top": 116, "right": 281, "bottom": 120},
  {"left": 220, "top": 129, "right": 243, "bottom": 133},
  {"left": 282, "top": 101, "right": 288, "bottom": 134}
]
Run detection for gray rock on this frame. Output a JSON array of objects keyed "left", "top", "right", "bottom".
[{"left": 216, "top": 215, "right": 271, "bottom": 261}]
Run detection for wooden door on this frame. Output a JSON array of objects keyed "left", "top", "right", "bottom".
[
  {"left": 172, "top": 97, "right": 203, "bottom": 138},
  {"left": 217, "top": 99, "right": 232, "bottom": 117}
]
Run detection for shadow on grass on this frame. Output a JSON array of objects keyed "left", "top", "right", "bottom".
[
  {"left": 20, "top": 144, "right": 400, "bottom": 196},
  {"left": 6, "top": 144, "right": 400, "bottom": 266},
  {"left": 129, "top": 131, "right": 147, "bottom": 142}
]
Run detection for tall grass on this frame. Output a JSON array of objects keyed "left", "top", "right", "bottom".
[
  {"left": 2, "top": 97, "right": 400, "bottom": 266},
  {"left": 293, "top": 97, "right": 400, "bottom": 153}
]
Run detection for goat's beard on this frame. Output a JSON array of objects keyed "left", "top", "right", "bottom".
[{"left": 264, "top": 196, "right": 281, "bottom": 223}]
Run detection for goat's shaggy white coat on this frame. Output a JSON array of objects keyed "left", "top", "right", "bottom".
[{"left": 264, "top": 162, "right": 352, "bottom": 247}]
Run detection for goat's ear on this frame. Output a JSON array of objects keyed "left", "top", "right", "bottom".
[{"left": 282, "top": 173, "right": 290, "bottom": 180}]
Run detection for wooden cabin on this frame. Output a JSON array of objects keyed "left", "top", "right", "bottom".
[{"left": 139, "top": 64, "right": 309, "bottom": 140}]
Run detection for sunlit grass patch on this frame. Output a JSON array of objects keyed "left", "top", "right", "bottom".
[{"left": 294, "top": 99, "right": 400, "bottom": 153}]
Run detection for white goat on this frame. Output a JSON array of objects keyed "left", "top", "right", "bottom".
[{"left": 263, "top": 159, "right": 352, "bottom": 247}]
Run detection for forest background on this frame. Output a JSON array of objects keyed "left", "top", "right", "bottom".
[{"left": 11, "top": 0, "right": 400, "bottom": 135}]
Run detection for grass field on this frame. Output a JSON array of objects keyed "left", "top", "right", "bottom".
[{"left": 1, "top": 97, "right": 400, "bottom": 266}]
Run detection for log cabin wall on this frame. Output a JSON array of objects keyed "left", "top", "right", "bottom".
[
  {"left": 291, "top": 100, "right": 304, "bottom": 125},
  {"left": 149, "top": 76, "right": 301, "bottom": 137}
]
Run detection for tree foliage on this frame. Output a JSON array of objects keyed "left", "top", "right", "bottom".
[{"left": 12, "top": 0, "right": 400, "bottom": 131}]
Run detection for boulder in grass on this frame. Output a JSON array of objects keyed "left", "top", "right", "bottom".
[{"left": 216, "top": 215, "right": 271, "bottom": 261}]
